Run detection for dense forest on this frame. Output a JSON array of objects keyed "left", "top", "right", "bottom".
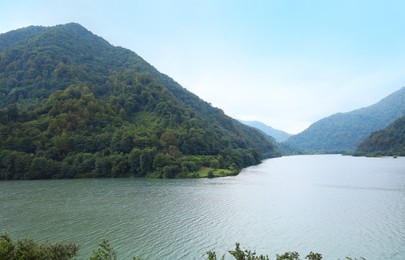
[
  {"left": 285, "top": 87, "right": 405, "bottom": 153},
  {"left": 0, "top": 23, "right": 280, "bottom": 180},
  {"left": 356, "top": 115, "right": 405, "bottom": 156}
]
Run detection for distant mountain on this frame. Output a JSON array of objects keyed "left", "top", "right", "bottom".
[
  {"left": 356, "top": 115, "right": 405, "bottom": 156},
  {"left": 0, "top": 23, "right": 280, "bottom": 180},
  {"left": 285, "top": 87, "right": 405, "bottom": 153},
  {"left": 240, "top": 120, "right": 291, "bottom": 142}
]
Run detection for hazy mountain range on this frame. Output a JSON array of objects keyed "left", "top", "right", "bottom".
[
  {"left": 286, "top": 87, "right": 405, "bottom": 153},
  {"left": 240, "top": 120, "right": 291, "bottom": 142}
]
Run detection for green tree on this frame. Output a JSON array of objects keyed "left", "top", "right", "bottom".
[
  {"left": 89, "top": 239, "right": 117, "bottom": 260},
  {"left": 53, "top": 132, "right": 71, "bottom": 155},
  {"left": 0, "top": 232, "right": 79, "bottom": 260},
  {"left": 206, "top": 251, "right": 225, "bottom": 260},
  {"left": 306, "top": 252, "right": 322, "bottom": 260},
  {"left": 94, "top": 156, "right": 112, "bottom": 177},
  {"left": 128, "top": 148, "right": 142, "bottom": 176},
  {"left": 276, "top": 252, "right": 300, "bottom": 260},
  {"left": 159, "top": 131, "right": 179, "bottom": 148},
  {"left": 111, "top": 154, "right": 129, "bottom": 177},
  {"left": 228, "top": 243, "right": 269, "bottom": 260},
  {"left": 140, "top": 147, "right": 157, "bottom": 175}
]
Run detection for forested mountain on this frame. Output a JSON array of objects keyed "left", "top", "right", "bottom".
[
  {"left": 240, "top": 120, "right": 291, "bottom": 142},
  {"left": 0, "top": 23, "right": 280, "bottom": 180},
  {"left": 356, "top": 115, "right": 405, "bottom": 156},
  {"left": 285, "top": 87, "right": 405, "bottom": 153}
]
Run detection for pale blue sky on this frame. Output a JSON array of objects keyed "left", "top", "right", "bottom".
[{"left": 1, "top": 0, "right": 405, "bottom": 133}]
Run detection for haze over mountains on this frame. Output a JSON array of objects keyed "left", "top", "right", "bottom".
[
  {"left": 0, "top": 23, "right": 280, "bottom": 180},
  {"left": 239, "top": 87, "right": 405, "bottom": 156},
  {"left": 240, "top": 120, "right": 291, "bottom": 142},
  {"left": 286, "top": 87, "right": 405, "bottom": 153}
]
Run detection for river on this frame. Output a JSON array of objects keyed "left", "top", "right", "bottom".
[{"left": 1, "top": 155, "right": 404, "bottom": 259}]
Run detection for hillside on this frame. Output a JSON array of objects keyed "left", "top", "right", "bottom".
[
  {"left": 356, "top": 115, "right": 405, "bottom": 156},
  {"left": 240, "top": 120, "right": 291, "bottom": 142},
  {"left": 0, "top": 23, "right": 280, "bottom": 180},
  {"left": 285, "top": 87, "right": 405, "bottom": 153}
]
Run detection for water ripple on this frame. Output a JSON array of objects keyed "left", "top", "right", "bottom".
[{"left": 1, "top": 155, "right": 404, "bottom": 259}]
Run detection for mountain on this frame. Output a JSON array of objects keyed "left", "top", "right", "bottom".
[
  {"left": 240, "top": 120, "right": 292, "bottom": 142},
  {"left": 0, "top": 23, "right": 280, "bottom": 180},
  {"left": 285, "top": 87, "right": 405, "bottom": 153},
  {"left": 356, "top": 115, "right": 405, "bottom": 156}
]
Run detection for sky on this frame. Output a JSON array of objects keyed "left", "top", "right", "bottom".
[{"left": 1, "top": 0, "right": 405, "bottom": 134}]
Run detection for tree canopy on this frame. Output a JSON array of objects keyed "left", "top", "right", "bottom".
[
  {"left": 0, "top": 23, "right": 280, "bottom": 180},
  {"left": 356, "top": 115, "right": 405, "bottom": 156}
]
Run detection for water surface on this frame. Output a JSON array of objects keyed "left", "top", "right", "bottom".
[{"left": 1, "top": 155, "right": 404, "bottom": 259}]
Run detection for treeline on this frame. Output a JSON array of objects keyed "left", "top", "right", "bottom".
[
  {"left": 0, "top": 83, "right": 262, "bottom": 180},
  {"left": 355, "top": 115, "right": 405, "bottom": 156}
]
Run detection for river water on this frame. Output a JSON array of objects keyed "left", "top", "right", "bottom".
[{"left": 1, "top": 155, "right": 404, "bottom": 259}]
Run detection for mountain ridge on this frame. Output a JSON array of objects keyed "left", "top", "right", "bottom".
[
  {"left": 285, "top": 87, "right": 405, "bottom": 153},
  {"left": 0, "top": 23, "right": 279, "bottom": 180},
  {"left": 240, "top": 120, "right": 291, "bottom": 142},
  {"left": 356, "top": 114, "right": 405, "bottom": 156}
]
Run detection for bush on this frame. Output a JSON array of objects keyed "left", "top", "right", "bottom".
[
  {"left": 0, "top": 232, "right": 79, "bottom": 260},
  {"left": 89, "top": 239, "right": 117, "bottom": 260},
  {"left": 207, "top": 243, "right": 325, "bottom": 260}
]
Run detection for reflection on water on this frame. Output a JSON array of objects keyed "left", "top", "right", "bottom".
[{"left": 0, "top": 155, "right": 404, "bottom": 259}]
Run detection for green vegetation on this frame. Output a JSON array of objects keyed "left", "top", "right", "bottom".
[
  {"left": 207, "top": 243, "right": 364, "bottom": 259},
  {"left": 206, "top": 243, "right": 326, "bottom": 260},
  {"left": 0, "top": 233, "right": 79, "bottom": 260},
  {"left": 0, "top": 23, "right": 280, "bottom": 180},
  {"left": 1, "top": 234, "right": 366, "bottom": 260},
  {"left": 355, "top": 115, "right": 405, "bottom": 156},
  {"left": 89, "top": 239, "right": 118, "bottom": 260},
  {"left": 285, "top": 87, "right": 405, "bottom": 153}
]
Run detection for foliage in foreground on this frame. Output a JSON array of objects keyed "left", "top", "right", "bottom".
[
  {"left": 0, "top": 232, "right": 79, "bottom": 260},
  {"left": 207, "top": 243, "right": 366, "bottom": 260},
  {"left": 0, "top": 234, "right": 144, "bottom": 260},
  {"left": 0, "top": 233, "right": 366, "bottom": 260},
  {"left": 89, "top": 239, "right": 117, "bottom": 260},
  {"left": 206, "top": 243, "right": 322, "bottom": 260}
]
